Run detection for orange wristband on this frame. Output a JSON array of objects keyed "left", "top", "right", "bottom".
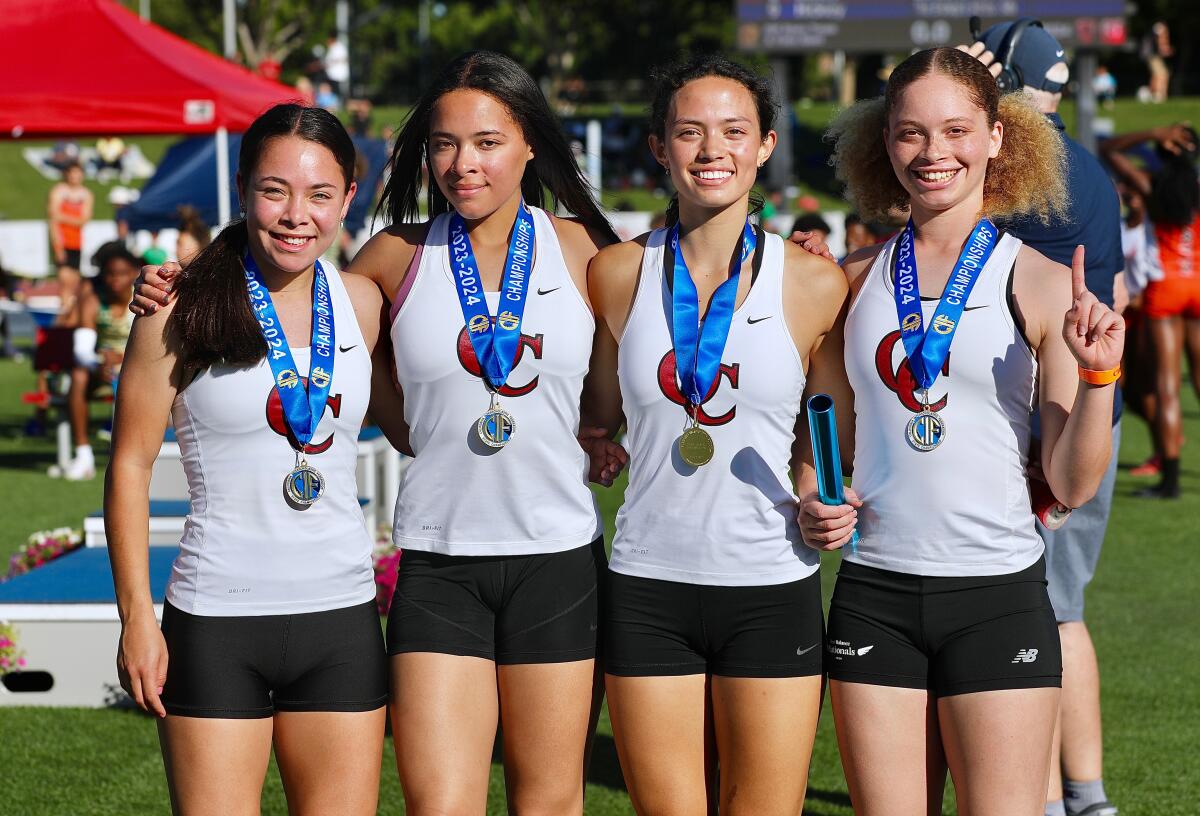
[{"left": 1078, "top": 364, "right": 1121, "bottom": 385}]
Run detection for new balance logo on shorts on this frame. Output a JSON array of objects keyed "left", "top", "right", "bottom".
[{"left": 1011, "top": 648, "right": 1039, "bottom": 664}]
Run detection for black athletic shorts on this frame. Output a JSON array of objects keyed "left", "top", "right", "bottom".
[
  {"left": 826, "top": 557, "right": 1062, "bottom": 697},
  {"left": 386, "top": 538, "right": 605, "bottom": 664},
  {"left": 160, "top": 599, "right": 388, "bottom": 719},
  {"left": 603, "top": 569, "right": 824, "bottom": 678},
  {"left": 62, "top": 249, "right": 81, "bottom": 270}
]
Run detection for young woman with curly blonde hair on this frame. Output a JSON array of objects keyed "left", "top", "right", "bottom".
[{"left": 800, "top": 47, "right": 1123, "bottom": 815}]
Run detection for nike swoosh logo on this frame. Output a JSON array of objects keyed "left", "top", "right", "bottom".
[
  {"left": 962, "top": 305, "right": 988, "bottom": 312},
  {"left": 1055, "top": 49, "right": 1065, "bottom": 58},
  {"left": 796, "top": 644, "right": 819, "bottom": 656},
  {"left": 747, "top": 315, "right": 773, "bottom": 324},
  {"left": 338, "top": 344, "right": 358, "bottom": 352},
  {"left": 537, "top": 287, "right": 561, "bottom": 296}
]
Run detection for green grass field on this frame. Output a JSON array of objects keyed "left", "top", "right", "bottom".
[
  {"left": 0, "top": 349, "right": 1197, "bottom": 814},
  {"left": 2, "top": 97, "right": 1199, "bottom": 225}
]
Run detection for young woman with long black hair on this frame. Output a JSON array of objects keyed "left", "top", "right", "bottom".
[
  {"left": 348, "top": 50, "right": 623, "bottom": 815},
  {"left": 108, "top": 104, "right": 395, "bottom": 815}
]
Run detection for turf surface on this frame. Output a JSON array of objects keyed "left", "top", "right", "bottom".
[{"left": 0, "top": 350, "right": 1196, "bottom": 813}]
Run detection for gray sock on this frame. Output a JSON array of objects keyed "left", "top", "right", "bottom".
[
  {"left": 1046, "top": 800, "right": 1067, "bottom": 816},
  {"left": 1065, "top": 779, "right": 1112, "bottom": 814}
]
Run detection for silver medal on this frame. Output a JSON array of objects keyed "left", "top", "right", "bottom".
[
  {"left": 477, "top": 393, "right": 516, "bottom": 448},
  {"left": 284, "top": 454, "right": 325, "bottom": 506},
  {"left": 906, "top": 392, "right": 946, "bottom": 452}
]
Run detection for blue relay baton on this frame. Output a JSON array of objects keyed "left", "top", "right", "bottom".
[{"left": 806, "top": 393, "right": 858, "bottom": 553}]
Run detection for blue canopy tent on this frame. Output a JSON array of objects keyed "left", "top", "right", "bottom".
[{"left": 122, "top": 135, "right": 389, "bottom": 235}]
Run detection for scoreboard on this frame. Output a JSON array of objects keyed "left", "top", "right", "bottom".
[{"left": 736, "top": 1, "right": 1129, "bottom": 52}]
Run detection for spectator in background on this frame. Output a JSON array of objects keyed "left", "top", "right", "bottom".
[
  {"left": 57, "top": 242, "right": 138, "bottom": 481},
  {"left": 295, "top": 76, "right": 315, "bottom": 106},
  {"left": 841, "top": 213, "right": 873, "bottom": 257},
  {"left": 94, "top": 137, "right": 128, "bottom": 179},
  {"left": 1101, "top": 124, "right": 1200, "bottom": 499},
  {"left": 1113, "top": 179, "right": 1163, "bottom": 478},
  {"left": 964, "top": 21, "right": 1124, "bottom": 816},
  {"left": 1093, "top": 65, "right": 1117, "bottom": 109},
  {"left": 315, "top": 81, "right": 340, "bottom": 112},
  {"left": 790, "top": 213, "right": 831, "bottom": 245},
  {"left": 347, "top": 98, "right": 373, "bottom": 138},
  {"left": 174, "top": 206, "right": 211, "bottom": 267},
  {"left": 1143, "top": 21, "right": 1173, "bottom": 103},
  {"left": 48, "top": 161, "right": 93, "bottom": 273},
  {"left": 0, "top": 260, "right": 15, "bottom": 359},
  {"left": 46, "top": 140, "right": 80, "bottom": 173},
  {"left": 761, "top": 184, "right": 785, "bottom": 220},
  {"left": 324, "top": 35, "right": 350, "bottom": 97}
]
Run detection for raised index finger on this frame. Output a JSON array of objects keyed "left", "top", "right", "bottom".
[{"left": 1071, "top": 245, "right": 1087, "bottom": 301}]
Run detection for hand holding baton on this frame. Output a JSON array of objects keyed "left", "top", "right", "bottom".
[{"left": 806, "top": 394, "right": 859, "bottom": 553}]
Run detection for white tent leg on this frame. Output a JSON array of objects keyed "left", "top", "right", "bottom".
[{"left": 216, "top": 126, "right": 231, "bottom": 227}]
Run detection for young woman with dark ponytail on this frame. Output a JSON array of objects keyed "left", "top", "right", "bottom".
[
  {"left": 108, "top": 104, "right": 398, "bottom": 814},
  {"left": 584, "top": 54, "right": 848, "bottom": 814}
]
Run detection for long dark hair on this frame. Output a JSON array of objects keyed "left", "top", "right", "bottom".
[
  {"left": 1149, "top": 128, "right": 1200, "bottom": 227},
  {"left": 377, "top": 50, "right": 617, "bottom": 243},
  {"left": 171, "top": 104, "right": 356, "bottom": 369},
  {"left": 648, "top": 54, "right": 778, "bottom": 225}
]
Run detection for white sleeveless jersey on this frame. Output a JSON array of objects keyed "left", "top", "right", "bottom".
[
  {"left": 167, "top": 269, "right": 376, "bottom": 616},
  {"left": 611, "top": 229, "right": 816, "bottom": 586},
  {"left": 390, "top": 207, "right": 602, "bottom": 555},
  {"left": 845, "top": 232, "right": 1042, "bottom": 577}
]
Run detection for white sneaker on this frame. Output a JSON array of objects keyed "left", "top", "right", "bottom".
[{"left": 62, "top": 457, "right": 96, "bottom": 481}]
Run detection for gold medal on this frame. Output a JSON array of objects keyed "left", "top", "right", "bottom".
[{"left": 678, "top": 425, "right": 714, "bottom": 467}]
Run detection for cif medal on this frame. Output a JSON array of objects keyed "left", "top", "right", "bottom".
[
  {"left": 284, "top": 453, "right": 325, "bottom": 506},
  {"left": 477, "top": 392, "right": 516, "bottom": 448},
  {"left": 906, "top": 391, "right": 946, "bottom": 452},
  {"left": 678, "top": 420, "right": 714, "bottom": 467}
]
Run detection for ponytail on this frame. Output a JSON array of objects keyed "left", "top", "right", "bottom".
[{"left": 169, "top": 220, "right": 265, "bottom": 369}]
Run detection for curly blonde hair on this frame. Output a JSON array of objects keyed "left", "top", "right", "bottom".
[{"left": 826, "top": 48, "right": 1067, "bottom": 225}]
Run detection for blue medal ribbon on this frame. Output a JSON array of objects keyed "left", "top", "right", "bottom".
[
  {"left": 244, "top": 254, "right": 335, "bottom": 448},
  {"left": 448, "top": 201, "right": 536, "bottom": 391},
  {"left": 893, "top": 218, "right": 999, "bottom": 390},
  {"left": 670, "top": 220, "right": 757, "bottom": 411}
]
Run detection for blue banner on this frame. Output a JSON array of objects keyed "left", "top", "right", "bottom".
[
  {"left": 893, "top": 218, "right": 999, "bottom": 391},
  {"left": 448, "top": 202, "right": 536, "bottom": 391},
  {"left": 244, "top": 254, "right": 334, "bottom": 448},
  {"left": 670, "top": 220, "right": 757, "bottom": 410}
]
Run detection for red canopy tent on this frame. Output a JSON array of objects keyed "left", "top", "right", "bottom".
[{"left": 3, "top": 0, "right": 299, "bottom": 223}]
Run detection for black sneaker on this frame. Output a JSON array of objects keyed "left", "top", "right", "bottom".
[{"left": 1135, "top": 483, "right": 1180, "bottom": 499}]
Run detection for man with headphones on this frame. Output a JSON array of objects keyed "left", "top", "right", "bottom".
[{"left": 960, "top": 19, "right": 1123, "bottom": 816}]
